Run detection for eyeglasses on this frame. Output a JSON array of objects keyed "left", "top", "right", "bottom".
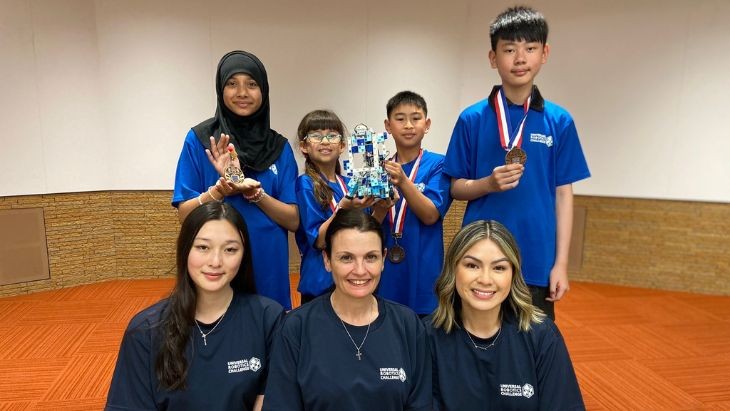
[{"left": 305, "top": 133, "right": 343, "bottom": 144}]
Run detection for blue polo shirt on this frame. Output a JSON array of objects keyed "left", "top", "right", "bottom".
[
  {"left": 444, "top": 86, "right": 590, "bottom": 286},
  {"left": 173, "top": 129, "right": 298, "bottom": 309},
  {"left": 378, "top": 150, "right": 452, "bottom": 314},
  {"left": 294, "top": 174, "right": 351, "bottom": 297}
]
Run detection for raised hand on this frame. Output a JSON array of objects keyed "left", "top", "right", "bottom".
[{"left": 205, "top": 134, "right": 241, "bottom": 177}]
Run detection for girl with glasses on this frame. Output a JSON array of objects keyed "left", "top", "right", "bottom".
[{"left": 294, "top": 110, "right": 394, "bottom": 303}]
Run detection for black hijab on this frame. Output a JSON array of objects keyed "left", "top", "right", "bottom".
[{"left": 192, "top": 50, "right": 287, "bottom": 172}]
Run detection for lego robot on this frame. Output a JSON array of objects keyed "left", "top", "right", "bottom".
[{"left": 342, "top": 124, "right": 394, "bottom": 199}]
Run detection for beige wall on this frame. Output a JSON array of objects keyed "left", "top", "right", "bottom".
[
  {"left": 2, "top": 0, "right": 729, "bottom": 203},
  {"left": 1, "top": 192, "right": 728, "bottom": 297}
]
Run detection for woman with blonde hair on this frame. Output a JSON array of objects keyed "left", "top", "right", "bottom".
[{"left": 427, "top": 220, "right": 583, "bottom": 410}]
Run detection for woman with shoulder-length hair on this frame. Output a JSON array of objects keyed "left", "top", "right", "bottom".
[
  {"left": 427, "top": 220, "right": 584, "bottom": 411},
  {"left": 106, "top": 202, "right": 284, "bottom": 411}
]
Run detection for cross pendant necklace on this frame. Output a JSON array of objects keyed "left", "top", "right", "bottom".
[
  {"left": 194, "top": 294, "right": 233, "bottom": 347},
  {"left": 334, "top": 296, "right": 375, "bottom": 361}
]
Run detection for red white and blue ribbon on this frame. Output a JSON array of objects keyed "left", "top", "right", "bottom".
[
  {"left": 388, "top": 149, "right": 423, "bottom": 235},
  {"left": 328, "top": 175, "right": 348, "bottom": 212},
  {"left": 494, "top": 87, "right": 531, "bottom": 152}
]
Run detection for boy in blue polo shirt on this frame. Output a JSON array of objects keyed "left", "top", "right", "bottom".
[
  {"left": 444, "top": 6, "right": 590, "bottom": 319},
  {"left": 376, "top": 91, "right": 452, "bottom": 315}
]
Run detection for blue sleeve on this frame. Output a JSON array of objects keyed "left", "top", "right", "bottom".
[
  {"left": 172, "top": 129, "right": 207, "bottom": 207},
  {"left": 422, "top": 155, "right": 453, "bottom": 218},
  {"left": 262, "top": 316, "right": 304, "bottom": 411},
  {"left": 295, "top": 176, "right": 330, "bottom": 248},
  {"left": 555, "top": 116, "right": 590, "bottom": 187},
  {"left": 273, "top": 143, "right": 298, "bottom": 205},
  {"left": 535, "top": 322, "right": 585, "bottom": 410},
  {"left": 260, "top": 302, "right": 286, "bottom": 395},
  {"left": 443, "top": 115, "right": 474, "bottom": 180},
  {"left": 407, "top": 317, "right": 433, "bottom": 411},
  {"left": 105, "top": 325, "right": 156, "bottom": 411}
]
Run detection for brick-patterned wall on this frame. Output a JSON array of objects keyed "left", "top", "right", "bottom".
[
  {"left": 1, "top": 192, "right": 728, "bottom": 297},
  {"left": 571, "top": 196, "right": 730, "bottom": 294},
  {"left": 0, "top": 192, "right": 178, "bottom": 297},
  {"left": 441, "top": 197, "right": 729, "bottom": 295}
]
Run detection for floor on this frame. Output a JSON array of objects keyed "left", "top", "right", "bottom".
[{"left": 0, "top": 278, "right": 729, "bottom": 410}]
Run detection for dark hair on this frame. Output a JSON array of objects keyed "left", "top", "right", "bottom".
[
  {"left": 156, "top": 202, "right": 255, "bottom": 390},
  {"left": 297, "top": 110, "right": 347, "bottom": 210},
  {"left": 489, "top": 6, "right": 548, "bottom": 51},
  {"left": 386, "top": 90, "right": 428, "bottom": 118},
  {"left": 324, "top": 209, "right": 385, "bottom": 257}
]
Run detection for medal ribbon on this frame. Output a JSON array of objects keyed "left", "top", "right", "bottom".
[
  {"left": 494, "top": 87, "right": 532, "bottom": 152},
  {"left": 327, "top": 175, "right": 348, "bottom": 213},
  {"left": 388, "top": 149, "right": 423, "bottom": 235}
]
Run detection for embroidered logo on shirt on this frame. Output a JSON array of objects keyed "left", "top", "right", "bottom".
[
  {"left": 269, "top": 164, "right": 278, "bottom": 175},
  {"left": 250, "top": 357, "right": 262, "bottom": 372},
  {"left": 522, "top": 383, "right": 534, "bottom": 398},
  {"left": 227, "top": 357, "right": 261, "bottom": 374},
  {"left": 500, "top": 383, "right": 534, "bottom": 398},
  {"left": 530, "top": 133, "right": 553, "bottom": 147},
  {"left": 380, "top": 367, "right": 407, "bottom": 382},
  {"left": 415, "top": 182, "right": 425, "bottom": 192}
]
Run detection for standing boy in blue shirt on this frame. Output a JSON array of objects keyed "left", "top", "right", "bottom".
[
  {"left": 444, "top": 6, "right": 590, "bottom": 319},
  {"left": 375, "top": 91, "right": 452, "bottom": 316}
]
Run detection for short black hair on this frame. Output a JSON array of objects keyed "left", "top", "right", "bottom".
[
  {"left": 489, "top": 6, "right": 548, "bottom": 51},
  {"left": 386, "top": 90, "right": 428, "bottom": 118}
]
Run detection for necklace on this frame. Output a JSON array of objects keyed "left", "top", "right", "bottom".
[
  {"left": 194, "top": 295, "right": 233, "bottom": 346},
  {"left": 464, "top": 323, "right": 501, "bottom": 350},
  {"left": 334, "top": 297, "right": 375, "bottom": 361}
]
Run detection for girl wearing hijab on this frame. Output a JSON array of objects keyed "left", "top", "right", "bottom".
[{"left": 173, "top": 50, "right": 299, "bottom": 309}]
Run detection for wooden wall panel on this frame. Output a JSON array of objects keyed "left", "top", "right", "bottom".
[
  {"left": 0, "top": 208, "right": 50, "bottom": 285},
  {"left": 0, "top": 193, "right": 727, "bottom": 297}
]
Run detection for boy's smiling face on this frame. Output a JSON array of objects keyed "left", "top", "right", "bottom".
[
  {"left": 489, "top": 39, "right": 549, "bottom": 94},
  {"left": 384, "top": 104, "right": 431, "bottom": 151}
]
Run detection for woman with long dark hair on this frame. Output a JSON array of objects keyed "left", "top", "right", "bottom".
[
  {"left": 106, "top": 202, "right": 284, "bottom": 410},
  {"left": 172, "top": 50, "right": 298, "bottom": 309}
]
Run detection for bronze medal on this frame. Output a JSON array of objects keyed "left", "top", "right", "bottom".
[
  {"left": 505, "top": 147, "right": 527, "bottom": 165},
  {"left": 388, "top": 244, "right": 406, "bottom": 264}
]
